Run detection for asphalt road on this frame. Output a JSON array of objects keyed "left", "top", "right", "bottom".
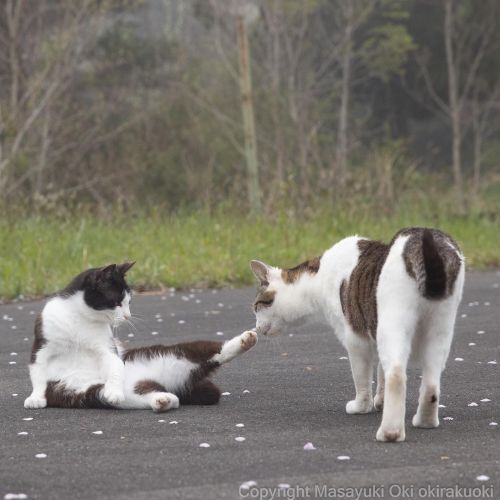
[{"left": 1, "top": 272, "right": 499, "bottom": 500}]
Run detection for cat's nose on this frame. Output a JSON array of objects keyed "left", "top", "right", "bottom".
[{"left": 123, "top": 312, "right": 131, "bottom": 320}]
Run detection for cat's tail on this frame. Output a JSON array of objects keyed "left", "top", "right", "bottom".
[
  {"left": 419, "top": 229, "right": 462, "bottom": 300},
  {"left": 212, "top": 330, "right": 258, "bottom": 364}
]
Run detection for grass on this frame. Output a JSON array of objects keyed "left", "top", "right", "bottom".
[{"left": 1, "top": 204, "right": 499, "bottom": 300}]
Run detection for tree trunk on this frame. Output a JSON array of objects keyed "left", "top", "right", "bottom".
[
  {"left": 444, "top": 0, "right": 465, "bottom": 212},
  {"left": 335, "top": 1, "right": 353, "bottom": 191}
]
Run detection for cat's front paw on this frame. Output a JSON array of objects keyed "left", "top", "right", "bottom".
[
  {"left": 151, "top": 393, "right": 179, "bottom": 412},
  {"left": 240, "top": 330, "right": 258, "bottom": 351},
  {"left": 346, "top": 396, "right": 373, "bottom": 414},
  {"left": 24, "top": 395, "right": 47, "bottom": 409},
  {"left": 102, "top": 385, "right": 125, "bottom": 405}
]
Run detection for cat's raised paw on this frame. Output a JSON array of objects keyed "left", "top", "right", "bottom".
[
  {"left": 24, "top": 395, "right": 47, "bottom": 409},
  {"left": 152, "top": 393, "right": 179, "bottom": 412},
  {"left": 102, "top": 385, "right": 125, "bottom": 405},
  {"left": 240, "top": 331, "right": 258, "bottom": 351}
]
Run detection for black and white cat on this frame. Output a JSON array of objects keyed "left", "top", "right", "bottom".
[{"left": 24, "top": 263, "right": 257, "bottom": 412}]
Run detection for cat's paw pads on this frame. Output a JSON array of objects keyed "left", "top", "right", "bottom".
[
  {"left": 24, "top": 395, "right": 47, "bottom": 409},
  {"left": 376, "top": 425, "right": 406, "bottom": 442},
  {"left": 240, "top": 331, "right": 258, "bottom": 351},
  {"left": 102, "top": 385, "right": 125, "bottom": 405},
  {"left": 346, "top": 397, "right": 373, "bottom": 414},
  {"left": 374, "top": 393, "right": 384, "bottom": 411},
  {"left": 412, "top": 413, "right": 439, "bottom": 428},
  {"left": 152, "top": 393, "right": 179, "bottom": 412}
]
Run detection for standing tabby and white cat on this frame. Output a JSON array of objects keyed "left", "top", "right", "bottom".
[
  {"left": 251, "top": 227, "right": 464, "bottom": 442},
  {"left": 25, "top": 263, "right": 257, "bottom": 412}
]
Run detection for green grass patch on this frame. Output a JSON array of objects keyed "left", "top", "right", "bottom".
[{"left": 1, "top": 209, "right": 499, "bottom": 299}]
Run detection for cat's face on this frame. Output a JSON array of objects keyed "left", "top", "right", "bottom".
[
  {"left": 63, "top": 262, "right": 135, "bottom": 324},
  {"left": 250, "top": 260, "right": 288, "bottom": 336}
]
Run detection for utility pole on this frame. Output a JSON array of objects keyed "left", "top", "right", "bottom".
[{"left": 236, "top": 13, "right": 261, "bottom": 215}]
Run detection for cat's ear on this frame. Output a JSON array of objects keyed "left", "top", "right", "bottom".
[
  {"left": 99, "top": 264, "right": 117, "bottom": 278},
  {"left": 250, "top": 260, "right": 270, "bottom": 286},
  {"left": 117, "top": 261, "right": 135, "bottom": 275}
]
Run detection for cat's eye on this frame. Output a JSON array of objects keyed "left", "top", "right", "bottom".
[{"left": 255, "top": 299, "right": 274, "bottom": 310}]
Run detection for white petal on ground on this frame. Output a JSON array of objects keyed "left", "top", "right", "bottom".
[
  {"left": 9, "top": 361, "right": 16, "bottom": 365},
  {"left": 92, "top": 431, "right": 103, "bottom": 435},
  {"left": 151, "top": 331, "right": 159, "bottom": 336},
  {"left": 489, "top": 422, "right": 498, "bottom": 426},
  {"left": 468, "top": 343, "right": 476, "bottom": 346},
  {"left": 221, "top": 392, "right": 231, "bottom": 396},
  {"left": 169, "top": 421, "right": 178, "bottom": 425},
  {"left": 454, "top": 357, "right": 464, "bottom": 362},
  {"left": 4, "top": 494, "right": 28, "bottom": 499},
  {"left": 337, "top": 455, "right": 350, "bottom": 461},
  {"left": 12, "top": 394, "right": 18, "bottom": 397},
  {"left": 243, "top": 389, "right": 250, "bottom": 394},
  {"left": 157, "top": 318, "right": 163, "bottom": 322},
  {"left": 443, "top": 417, "right": 454, "bottom": 421},
  {"left": 438, "top": 404, "right": 446, "bottom": 408},
  {"left": 240, "top": 481, "right": 257, "bottom": 491},
  {"left": 157, "top": 420, "right": 165, "bottom": 423},
  {"left": 199, "top": 443, "right": 210, "bottom": 448},
  {"left": 468, "top": 402, "right": 478, "bottom": 407},
  {"left": 178, "top": 320, "right": 185, "bottom": 324},
  {"left": 235, "top": 437, "right": 246, "bottom": 442},
  {"left": 236, "top": 423, "right": 245, "bottom": 428},
  {"left": 35, "top": 453, "right": 47, "bottom": 458},
  {"left": 278, "top": 484, "right": 290, "bottom": 489},
  {"left": 477, "top": 330, "right": 485, "bottom": 334},
  {"left": 17, "top": 432, "right": 28, "bottom": 436},
  {"left": 339, "top": 356, "right": 348, "bottom": 360},
  {"left": 480, "top": 398, "right": 491, "bottom": 402},
  {"left": 484, "top": 302, "right": 490, "bottom": 306},
  {"left": 216, "top": 331, "right": 224, "bottom": 336},
  {"left": 217, "top": 303, "right": 224, "bottom": 307},
  {"left": 487, "top": 360, "right": 497, "bottom": 365},
  {"left": 460, "top": 314, "right": 467, "bottom": 318},
  {"left": 22, "top": 418, "right": 33, "bottom": 421},
  {"left": 10, "top": 352, "right": 17, "bottom": 356},
  {"left": 303, "top": 442, "right": 316, "bottom": 450},
  {"left": 127, "top": 333, "right": 134, "bottom": 338},
  {"left": 476, "top": 475, "right": 490, "bottom": 481}
]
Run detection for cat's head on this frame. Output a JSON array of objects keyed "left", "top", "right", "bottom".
[
  {"left": 61, "top": 262, "right": 135, "bottom": 324},
  {"left": 250, "top": 257, "right": 320, "bottom": 336}
]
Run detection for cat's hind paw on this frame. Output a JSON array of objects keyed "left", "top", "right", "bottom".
[
  {"left": 151, "top": 393, "right": 179, "bottom": 412},
  {"left": 24, "top": 395, "right": 47, "bottom": 409}
]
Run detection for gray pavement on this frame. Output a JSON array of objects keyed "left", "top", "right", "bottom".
[{"left": 1, "top": 272, "right": 499, "bottom": 500}]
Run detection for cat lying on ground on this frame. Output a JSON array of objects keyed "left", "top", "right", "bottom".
[
  {"left": 250, "top": 227, "right": 464, "bottom": 442},
  {"left": 24, "top": 263, "right": 257, "bottom": 412}
]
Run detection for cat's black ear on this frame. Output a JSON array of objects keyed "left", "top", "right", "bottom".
[
  {"left": 99, "top": 264, "right": 117, "bottom": 278},
  {"left": 118, "top": 261, "right": 135, "bottom": 275},
  {"left": 250, "top": 260, "right": 270, "bottom": 286}
]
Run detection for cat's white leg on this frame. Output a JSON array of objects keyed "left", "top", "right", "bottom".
[
  {"left": 345, "top": 333, "right": 376, "bottom": 414},
  {"left": 121, "top": 392, "right": 179, "bottom": 412},
  {"left": 412, "top": 306, "right": 456, "bottom": 429},
  {"left": 212, "top": 330, "right": 257, "bottom": 364},
  {"left": 24, "top": 346, "right": 50, "bottom": 409},
  {"left": 374, "top": 361, "right": 385, "bottom": 411},
  {"left": 24, "top": 360, "right": 48, "bottom": 409},
  {"left": 376, "top": 310, "right": 417, "bottom": 442},
  {"left": 101, "top": 351, "right": 125, "bottom": 405}
]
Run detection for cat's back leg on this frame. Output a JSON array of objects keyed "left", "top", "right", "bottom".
[
  {"left": 121, "top": 379, "right": 179, "bottom": 412},
  {"left": 180, "top": 379, "right": 221, "bottom": 405}
]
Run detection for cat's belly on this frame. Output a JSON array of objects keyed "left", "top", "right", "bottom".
[
  {"left": 123, "top": 355, "right": 197, "bottom": 395},
  {"left": 46, "top": 351, "right": 106, "bottom": 392}
]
